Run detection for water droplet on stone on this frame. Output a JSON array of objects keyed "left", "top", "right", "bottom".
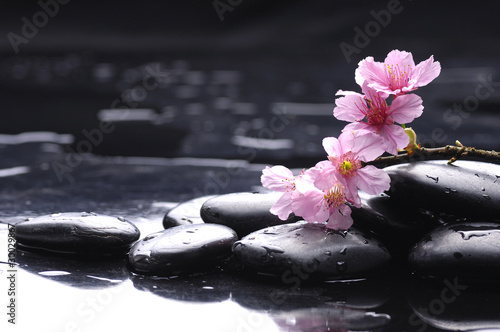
[
  {"left": 483, "top": 194, "right": 491, "bottom": 200},
  {"left": 458, "top": 229, "right": 500, "bottom": 240},
  {"left": 38, "top": 270, "right": 71, "bottom": 276},
  {"left": 336, "top": 261, "right": 347, "bottom": 272},
  {"left": 262, "top": 245, "right": 285, "bottom": 254},
  {"left": 324, "top": 250, "right": 332, "bottom": 256},
  {"left": 339, "top": 247, "right": 347, "bottom": 255},
  {"left": 426, "top": 175, "right": 439, "bottom": 183},
  {"left": 481, "top": 187, "right": 486, "bottom": 191},
  {"left": 50, "top": 213, "right": 61, "bottom": 217}
]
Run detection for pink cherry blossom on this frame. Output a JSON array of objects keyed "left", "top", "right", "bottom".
[
  {"left": 334, "top": 83, "right": 423, "bottom": 155},
  {"left": 355, "top": 49, "right": 441, "bottom": 96},
  {"left": 313, "top": 130, "right": 391, "bottom": 208},
  {"left": 261, "top": 165, "right": 303, "bottom": 220},
  {"left": 292, "top": 175, "right": 353, "bottom": 230}
]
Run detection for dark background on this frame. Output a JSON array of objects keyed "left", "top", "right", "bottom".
[{"left": 1, "top": 0, "right": 500, "bottom": 165}]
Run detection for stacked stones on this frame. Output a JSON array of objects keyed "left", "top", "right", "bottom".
[{"left": 14, "top": 160, "right": 500, "bottom": 282}]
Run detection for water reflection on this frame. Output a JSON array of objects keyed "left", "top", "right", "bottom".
[
  {"left": 16, "top": 249, "right": 129, "bottom": 289},
  {"left": 407, "top": 277, "right": 500, "bottom": 331}
]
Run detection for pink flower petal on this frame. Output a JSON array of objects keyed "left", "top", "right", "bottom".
[
  {"left": 337, "top": 130, "right": 385, "bottom": 162},
  {"left": 322, "top": 137, "right": 343, "bottom": 157},
  {"left": 356, "top": 166, "right": 391, "bottom": 195},
  {"left": 333, "top": 93, "right": 366, "bottom": 122},
  {"left": 344, "top": 177, "right": 361, "bottom": 208},
  {"left": 384, "top": 49, "right": 415, "bottom": 69},
  {"left": 342, "top": 121, "right": 372, "bottom": 134},
  {"left": 312, "top": 160, "right": 338, "bottom": 191},
  {"left": 413, "top": 55, "right": 441, "bottom": 87},
  {"left": 356, "top": 57, "right": 389, "bottom": 92},
  {"left": 291, "top": 189, "right": 323, "bottom": 221},
  {"left": 379, "top": 124, "right": 409, "bottom": 155},
  {"left": 261, "top": 165, "right": 294, "bottom": 191},
  {"left": 390, "top": 93, "right": 424, "bottom": 124},
  {"left": 326, "top": 204, "right": 353, "bottom": 230},
  {"left": 270, "top": 191, "right": 294, "bottom": 220}
]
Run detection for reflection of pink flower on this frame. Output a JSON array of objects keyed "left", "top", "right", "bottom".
[
  {"left": 355, "top": 49, "right": 441, "bottom": 96},
  {"left": 313, "top": 131, "right": 390, "bottom": 207},
  {"left": 261, "top": 165, "right": 302, "bottom": 220},
  {"left": 293, "top": 174, "right": 353, "bottom": 230},
  {"left": 334, "top": 83, "right": 423, "bottom": 155}
]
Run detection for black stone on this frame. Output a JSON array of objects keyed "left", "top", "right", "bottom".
[
  {"left": 163, "top": 195, "right": 215, "bottom": 229},
  {"left": 408, "top": 222, "right": 500, "bottom": 279},
  {"left": 200, "top": 192, "right": 299, "bottom": 237},
  {"left": 350, "top": 191, "right": 441, "bottom": 259},
  {"left": 15, "top": 212, "right": 140, "bottom": 255},
  {"left": 385, "top": 160, "right": 500, "bottom": 219},
  {"left": 128, "top": 223, "right": 237, "bottom": 276},
  {"left": 232, "top": 222, "right": 391, "bottom": 280}
]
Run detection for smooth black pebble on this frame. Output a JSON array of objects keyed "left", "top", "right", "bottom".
[
  {"left": 128, "top": 223, "right": 237, "bottom": 276},
  {"left": 200, "top": 192, "right": 299, "bottom": 237},
  {"left": 350, "top": 191, "right": 441, "bottom": 258},
  {"left": 232, "top": 222, "right": 391, "bottom": 280},
  {"left": 409, "top": 222, "right": 500, "bottom": 279},
  {"left": 163, "top": 195, "right": 216, "bottom": 228},
  {"left": 15, "top": 212, "right": 140, "bottom": 255},
  {"left": 385, "top": 160, "right": 500, "bottom": 219}
]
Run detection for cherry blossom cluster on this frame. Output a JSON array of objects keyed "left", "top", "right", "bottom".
[{"left": 261, "top": 50, "right": 441, "bottom": 230}]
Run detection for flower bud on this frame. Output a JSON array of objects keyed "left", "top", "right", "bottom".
[{"left": 403, "top": 127, "right": 419, "bottom": 153}]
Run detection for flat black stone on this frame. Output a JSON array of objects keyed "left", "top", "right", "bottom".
[
  {"left": 232, "top": 222, "right": 391, "bottom": 280},
  {"left": 200, "top": 192, "right": 299, "bottom": 237},
  {"left": 162, "top": 195, "right": 215, "bottom": 229},
  {"left": 408, "top": 222, "right": 500, "bottom": 279},
  {"left": 15, "top": 212, "right": 140, "bottom": 255},
  {"left": 385, "top": 160, "right": 500, "bottom": 219},
  {"left": 128, "top": 223, "right": 238, "bottom": 276}
]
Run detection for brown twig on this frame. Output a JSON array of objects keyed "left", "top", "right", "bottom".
[{"left": 364, "top": 141, "right": 500, "bottom": 168}]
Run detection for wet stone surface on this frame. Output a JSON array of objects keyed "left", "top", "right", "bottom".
[
  {"left": 385, "top": 160, "right": 500, "bottom": 219},
  {"left": 408, "top": 221, "right": 500, "bottom": 279},
  {"left": 162, "top": 195, "right": 215, "bottom": 229},
  {"left": 128, "top": 223, "right": 238, "bottom": 276},
  {"left": 15, "top": 212, "right": 140, "bottom": 255},
  {"left": 350, "top": 191, "right": 441, "bottom": 259},
  {"left": 200, "top": 192, "right": 299, "bottom": 237},
  {"left": 232, "top": 222, "right": 391, "bottom": 280}
]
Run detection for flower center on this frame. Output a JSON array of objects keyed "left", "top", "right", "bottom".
[
  {"left": 337, "top": 153, "right": 361, "bottom": 178},
  {"left": 281, "top": 177, "right": 296, "bottom": 192},
  {"left": 323, "top": 183, "right": 346, "bottom": 209},
  {"left": 355, "top": 94, "right": 390, "bottom": 129},
  {"left": 385, "top": 63, "right": 412, "bottom": 91}
]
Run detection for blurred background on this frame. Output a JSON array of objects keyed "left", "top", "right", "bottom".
[{"left": 1, "top": 0, "right": 500, "bottom": 167}]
